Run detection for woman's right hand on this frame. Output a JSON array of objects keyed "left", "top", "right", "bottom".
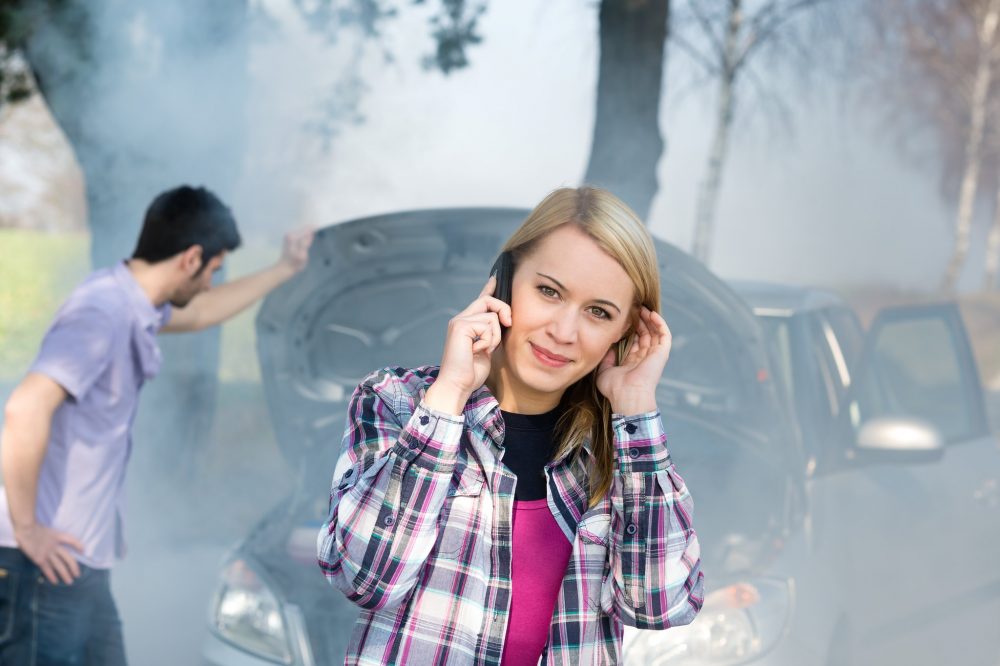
[{"left": 424, "top": 275, "right": 512, "bottom": 415}]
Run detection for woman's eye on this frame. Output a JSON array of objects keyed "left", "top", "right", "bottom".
[
  {"left": 538, "top": 285, "right": 558, "bottom": 298},
  {"left": 588, "top": 307, "right": 611, "bottom": 320}
]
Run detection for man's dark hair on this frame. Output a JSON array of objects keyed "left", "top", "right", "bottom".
[{"left": 132, "top": 186, "right": 242, "bottom": 271}]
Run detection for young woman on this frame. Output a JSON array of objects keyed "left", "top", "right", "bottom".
[{"left": 318, "top": 187, "right": 704, "bottom": 665}]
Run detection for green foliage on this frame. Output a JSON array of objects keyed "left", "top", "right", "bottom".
[
  {"left": 0, "top": 229, "right": 89, "bottom": 379},
  {"left": 0, "top": 0, "right": 73, "bottom": 106},
  {"left": 0, "top": 230, "right": 279, "bottom": 383}
]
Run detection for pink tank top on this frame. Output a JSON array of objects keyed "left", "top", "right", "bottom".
[{"left": 500, "top": 499, "right": 573, "bottom": 666}]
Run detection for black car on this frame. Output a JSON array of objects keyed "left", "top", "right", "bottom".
[{"left": 201, "top": 210, "right": 997, "bottom": 666}]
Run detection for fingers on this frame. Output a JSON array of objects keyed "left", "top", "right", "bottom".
[
  {"left": 598, "top": 348, "right": 617, "bottom": 373},
  {"left": 283, "top": 227, "right": 315, "bottom": 266},
  {"left": 640, "top": 307, "right": 670, "bottom": 341},
  {"left": 464, "top": 313, "right": 502, "bottom": 354},
  {"left": 479, "top": 275, "right": 497, "bottom": 299},
  {"left": 462, "top": 283, "right": 513, "bottom": 327},
  {"left": 55, "top": 542, "right": 81, "bottom": 579},
  {"left": 57, "top": 532, "right": 85, "bottom": 554},
  {"left": 38, "top": 559, "right": 58, "bottom": 585},
  {"left": 51, "top": 548, "right": 79, "bottom": 584}
]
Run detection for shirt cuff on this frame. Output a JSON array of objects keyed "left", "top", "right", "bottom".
[
  {"left": 611, "top": 410, "right": 672, "bottom": 473},
  {"left": 394, "top": 402, "right": 465, "bottom": 470}
]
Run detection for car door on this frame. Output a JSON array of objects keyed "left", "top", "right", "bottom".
[{"left": 837, "top": 303, "right": 998, "bottom": 665}]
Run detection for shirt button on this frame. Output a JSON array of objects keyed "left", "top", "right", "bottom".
[
  {"left": 408, "top": 441, "right": 419, "bottom": 450},
  {"left": 629, "top": 448, "right": 640, "bottom": 459},
  {"left": 625, "top": 523, "right": 638, "bottom": 536},
  {"left": 383, "top": 515, "right": 395, "bottom": 527},
  {"left": 419, "top": 415, "right": 430, "bottom": 426},
  {"left": 624, "top": 423, "right": 637, "bottom": 435},
  {"left": 343, "top": 469, "right": 354, "bottom": 479}
]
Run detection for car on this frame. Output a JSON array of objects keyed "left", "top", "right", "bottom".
[
  {"left": 200, "top": 210, "right": 999, "bottom": 666},
  {"left": 624, "top": 281, "right": 999, "bottom": 666}
]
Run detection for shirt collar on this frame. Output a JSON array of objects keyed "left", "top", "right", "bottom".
[
  {"left": 460, "top": 380, "right": 594, "bottom": 460},
  {"left": 112, "top": 260, "right": 169, "bottom": 331}
]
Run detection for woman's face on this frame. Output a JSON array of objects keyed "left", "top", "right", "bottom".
[{"left": 497, "top": 224, "right": 636, "bottom": 408}]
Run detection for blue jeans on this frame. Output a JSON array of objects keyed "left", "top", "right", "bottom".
[{"left": 0, "top": 546, "right": 127, "bottom": 666}]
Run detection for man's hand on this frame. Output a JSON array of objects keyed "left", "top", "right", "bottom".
[
  {"left": 15, "top": 523, "right": 84, "bottom": 584},
  {"left": 279, "top": 227, "right": 315, "bottom": 274}
]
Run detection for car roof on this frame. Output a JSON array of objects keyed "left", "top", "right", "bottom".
[{"left": 727, "top": 279, "right": 844, "bottom": 316}]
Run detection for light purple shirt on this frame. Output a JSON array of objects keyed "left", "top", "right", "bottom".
[{"left": 0, "top": 261, "right": 171, "bottom": 569}]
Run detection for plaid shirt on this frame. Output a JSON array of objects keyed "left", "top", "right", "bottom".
[{"left": 318, "top": 366, "right": 703, "bottom": 665}]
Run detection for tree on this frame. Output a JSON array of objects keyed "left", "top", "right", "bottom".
[
  {"left": 1, "top": 0, "right": 681, "bottom": 479},
  {"left": 863, "top": 0, "right": 1000, "bottom": 291},
  {"left": 672, "top": 0, "right": 833, "bottom": 266},
  {"left": 583, "top": 0, "right": 671, "bottom": 223}
]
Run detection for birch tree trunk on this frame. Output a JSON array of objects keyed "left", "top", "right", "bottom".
[
  {"left": 692, "top": 0, "right": 742, "bottom": 266},
  {"left": 943, "top": 0, "right": 1000, "bottom": 292},
  {"left": 986, "top": 181, "right": 1000, "bottom": 289},
  {"left": 584, "top": 0, "right": 670, "bottom": 224}
]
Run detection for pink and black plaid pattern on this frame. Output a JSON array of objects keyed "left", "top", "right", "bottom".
[{"left": 318, "top": 366, "right": 703, "bottom": 665}]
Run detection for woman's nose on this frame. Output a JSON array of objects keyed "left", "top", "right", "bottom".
[{"left": 546, "top": 308, "right": 578, "bottom": 344}]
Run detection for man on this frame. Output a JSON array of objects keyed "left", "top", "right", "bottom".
[{"left": 0, "top": 185, "right": 314, "bottom": 665}]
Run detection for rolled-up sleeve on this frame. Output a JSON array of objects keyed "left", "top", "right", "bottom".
[
  {"left": 317, "top": 368, "right": 465, "bottom": 611},
  {"left": 604, "top": 411, "right": 704, "bottom": 629}
]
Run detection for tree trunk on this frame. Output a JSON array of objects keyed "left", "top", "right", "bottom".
[
  {"left": 943, "top": 0, "right": 1000, "bottom": 292},
  {"left": 583, "top": 0, "right": 670, "bottom": 223},
  {"left": 691, "top": 0, "right": 742, "bottom": 266},
  {"left": 986, "top": 181, "right": 1000, "bottom": 290},
  {"left": 24, "top": 0, "right": 250, "bottom": 481}
]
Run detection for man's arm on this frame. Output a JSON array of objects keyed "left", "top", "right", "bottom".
[
  {"left": 163, "top": 227, "right": 314, "bottom": 333},
  {"left": 1, "top": 373, "right": 85, "bottom": 584}
]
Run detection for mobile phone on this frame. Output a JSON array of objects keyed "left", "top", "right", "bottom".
[{"left": 489, "top": 252, "right": 514, "bottom": 308}]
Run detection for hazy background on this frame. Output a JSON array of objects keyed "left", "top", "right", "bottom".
[{"left": 1, "top": 0, "right": 998, "bottom": 664}]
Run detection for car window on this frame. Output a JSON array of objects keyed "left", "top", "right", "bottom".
[
  {"left": 823, "top": 306, "right": 864, "bottom": 377},
  {"left": 851, "top": 316, "right": 975, "bottom": 443},
  {"left": 757, "top": 316, "right": 794, "bottom": 407},
  {"left": 759, "top": 313, "right": 846, "bottom": 458},
  {"left": 662, "top": 304, "right": 781, "bottom": 445}
]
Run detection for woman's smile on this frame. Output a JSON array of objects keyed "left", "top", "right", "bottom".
[{"left": 529, "top": 342, "right": 571, "bottom": 368}]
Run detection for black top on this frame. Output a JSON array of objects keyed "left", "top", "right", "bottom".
[{"left": 500, "top": 405, "right": 562, "bottom": 501}]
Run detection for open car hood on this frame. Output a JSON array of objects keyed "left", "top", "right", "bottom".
[{"left": 255, "top": 208, "right": 783, "bottom": 489}]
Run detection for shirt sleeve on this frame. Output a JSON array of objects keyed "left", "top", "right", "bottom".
[
  {"left": 30, "top": 306, "right": 116, "bottom": 401},
  {"left": 316, "top": 368, "right": 466, "bottom": 611},
  {"left": 604, "top": 410, "right": 704, "bottom": 629}
]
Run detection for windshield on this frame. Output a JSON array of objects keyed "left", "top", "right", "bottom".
[{"left": 660, "top": 302, "right": 788, "bottom": 465}]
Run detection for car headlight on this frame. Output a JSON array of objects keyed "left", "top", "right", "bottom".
[
  {"left": 210, "top": 557, "right": 293, "bottom": 664},
  {"left": 623, "top": 578, "right": 793, "bottom": 665}
]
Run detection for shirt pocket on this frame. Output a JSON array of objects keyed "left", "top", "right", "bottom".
[{"left": 436, "top": 466, "right": 485, "bottom": 560}]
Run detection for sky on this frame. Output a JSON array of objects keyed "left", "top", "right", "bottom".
[
  {"left": 241, "top": 0, "right": 980, "bottom": 292},
  {"left": 0, "top": 0, "right": 988, "bottom": 290}
]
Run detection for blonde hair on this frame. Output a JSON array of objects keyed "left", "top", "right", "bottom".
[{"left": 501, "top": 186, "right": 661, "bottom": 506}]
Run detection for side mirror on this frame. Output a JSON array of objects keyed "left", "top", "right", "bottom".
[{"left": 847, "top": 416, "right": 945, "bottom": 465}]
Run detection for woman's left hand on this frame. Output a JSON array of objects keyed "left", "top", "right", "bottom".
[{"left": 595, "top": 306, "right": 672, "bottom": 415}]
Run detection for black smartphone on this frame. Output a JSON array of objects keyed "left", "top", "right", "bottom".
[{"left": 489, "top": 251, "right": 514, "bottom": 308}]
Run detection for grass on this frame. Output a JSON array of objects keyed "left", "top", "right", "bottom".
[
  {"left": 0, "top": 228, "right": 274, "bottom": 383},
  {"left": 0, "top": 229, "right": 90, "bottom": 377}
]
